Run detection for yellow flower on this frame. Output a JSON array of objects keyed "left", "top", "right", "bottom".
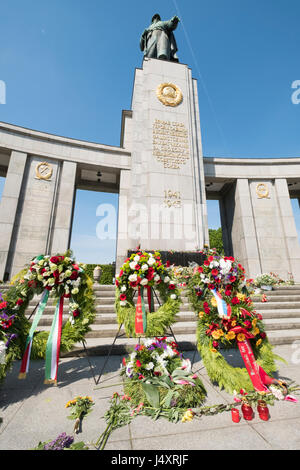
[
  {"left": 237, "top": 333, "right": 245, "bottom": 342},
  {"left": 199, "top": 311, "right": 205, "bottom": 318},
  {"left": 256, "top": 339, "right": 262, "bottom": 347},
  {"left": 210, "top": 297, "right": 218, "bottom": 307},
  {"left": 237, "top": 293, "right": 246, "bottom": 301},
  {"left": 210, "top": 348, "right": 218, "bottom": 353},
  {"left": 252, "top": 327, "right": 260, "bottom": 336},
  {"left": 226, "top": 331, "right": 236, "bottom": 341},
  {"left": 182, "top": 409, "right": 194, "bottom": 422},
  {"left": 252, "top": 318, "right": 257, "bottom": 327},
  {"left": 231, "top": 320, "right": 237, "bottom": 327},
  {"left": 211, "top": 329, "right": 224, "bottom": 340}
]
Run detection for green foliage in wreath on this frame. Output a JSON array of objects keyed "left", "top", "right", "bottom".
[
  {"left": 0, "top": 251, "right": 95, "bottom": 381},
  {"left": 115, "top": 251, "right": 181, "bottom": 337},
  {"left": 186, "top": 247, "right": 284, "bottom": 394}
]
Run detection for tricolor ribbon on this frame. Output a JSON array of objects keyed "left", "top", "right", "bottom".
[
  {"left": 44, "top": 296, "right": 64, "bottom": 384},
  {"left": 212, "top": 289, "right": 232, "bottom": 318},
  {"left": 135, "top": 286, "right": 147, "bottom": 335},
  {"left": 19, "top": 289, "right": 49, "bottom": 379}
]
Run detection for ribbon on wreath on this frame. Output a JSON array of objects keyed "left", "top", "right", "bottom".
[
  {"left": 44, "top": 296, "right": 64, "bottom": 384},
  {"left": 19, "top": 291, "right": 65, "bottom": 385},
  {"left": 135, "top": 286, "right": 147, "bottom": 335},
  {"left": 19, "top": 289, "right": 49, "bottom": 379},
  {"left": 211, "top": 289, "right": 232, "bottom": 318},
  {"left": 146, "top": 285, "right": 154, "bottom": 313},
  {"left": 229, "top": 325, "right": 276, "bottom": 392}
]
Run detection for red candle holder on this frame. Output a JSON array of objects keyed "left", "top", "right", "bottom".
[
  {"left": 241, "top": 402, "right": 254, "bottom": 421},
  {"left": 257, "top": 400, "right": 269, "bottom": 421},
  {"left": 231, "top": 408, "right": 240, "bottom": 423}
]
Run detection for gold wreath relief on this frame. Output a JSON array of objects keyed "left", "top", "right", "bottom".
[
  {"left": 35, "top": 162, "right": 53, "bottom": 181},
  {"left": 256, "top": 183, "right": 270, "bottom": 199},
  {"left": 156, "top": 83, "right": 183, "bottom": 107}
]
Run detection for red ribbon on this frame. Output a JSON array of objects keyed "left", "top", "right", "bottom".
[
  {"left": 135, "top": 286, "right": 145, "bottom": 335},
  {"left": 229, "top": 326, "right": 275, "bottom": 392}
]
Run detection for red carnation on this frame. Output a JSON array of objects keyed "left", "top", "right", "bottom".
[
  {"left": 73, "top": 309, "right": 80, "bottom": 317},
  {"left": 260, "top": 332, "right": 267, "bottom": 339},
  {"left": 168, "top": 284, "right": 176, "bottom": 290},
  {"left": 0, "top": 301, "right": 8, "bottom": 310},
  {"left": 70, "top": 270, "right": 78, "bottom": 280},
  {"left": 120, "top": 294, "right": 127, "bottom": 301},
  {"left": 16, "top": 299, "right": 24, "bottom": 306},
  {"left": 72, "top": 264, "right": 80, "bottom": 271},
  {"left": 50, "top": 256, "right": 60, "bottom": 264},
  {"left": 231, "top": 297, "right": 240, "bottom": 305},
  {"left": 136, "top": 360, "right": 142, "bottom": 368},
  {"left": 208, "top": 256, "right": 214, "bottom": 262},
  {"left": 53, "top": 270, "right": 60, "bottom": 279},
  {"left": 122, "top": 357, "right": 126, "bottom": 366},
  {"left": 211, "top": 269, "right": 219, "bottom": 276},
  {"left": 135, "top": 264, "right": 141, "bottom": 270},
  {"left": 244, "top": 320, "right": 252, "bottom": 329},
  {"left": 212, "top": 341, "right": 219, "bottom": 349},
  {"left": 198, "top": 266, "right": 204, "bottom": 273},
  {"left": 204, "top": 260, "right": 210, "bottom": 266}
]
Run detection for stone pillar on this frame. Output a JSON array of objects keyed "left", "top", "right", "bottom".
[
  {"left": 6, "top": 156, "right": 61, "bottom": 278},
  {"left": 223, "top": 178, "right": 300, "bottom": 282},
  {"left": 124, "top": 58, "right": 207, "bottom": 255},
  {"left": 273, "top": 179, "right": 300, "bottom": 282},
  {"left": 50, "top": 161, "right": 77, "bottom": 254},
  {"left": 220, "top": 179, "right": 261, "bottom": 277},
  {"left": 0, "top": 151, "right": 27, "bottom": 280},
  {"left": 116, "top": 169, "right": 135, "bottom": 270}
]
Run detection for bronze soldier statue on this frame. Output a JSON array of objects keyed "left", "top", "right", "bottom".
[{"left": 140, "top": 14, "right": 180, "bottom": 62}]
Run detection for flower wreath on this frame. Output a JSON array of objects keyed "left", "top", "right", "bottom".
[
  {"left": 187, "top": 248, "right": 284, "bottom": 394},
  {"left": 115, "top": 251, "right": 181, "bottom": 338},
  {"left": 121, "top": 337, "right": 206, "bottom": 408},
  {"left": 0, "top": 251, "right": 95, "bottom": 384}
]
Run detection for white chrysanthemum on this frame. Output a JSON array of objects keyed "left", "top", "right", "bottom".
[
  {"left": 164, "top": 276, "right": 170, "bottom": 283},
  {"left": 148, "top": 257, "right": 156, "bottom": 266},
  {"left": 121, "top": 285, "right": 126, "bottom": 292},
  {"left": 170, "top": 294, "right": 177, "bottom": 300},
  {"left": 128, "top": 273, "right": 137, "bottom": 282},
  {"left": 134, "top": 255, "right": 140, "bottom": 263},
  {"left": 140, "top": 278, "right": 148, "bottom": 286},
  {"left": 154, "top": 274, "right": 160, "bottom": 282},
  {"left": 120, "top": 300, "right": 127, "bottom": 306},
  {"left": 145, "top": 362, "right": 154, "bottom": 370},
  {"left": 141, "top": 264, "right": 148, "bottom": 271},
  {"left": 129, "top": 261, "right": 137, "bottom": 270}
]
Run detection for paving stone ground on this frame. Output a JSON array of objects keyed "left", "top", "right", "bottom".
[{"left": 0, "top": 344, "right": 300, "bottom": 451}]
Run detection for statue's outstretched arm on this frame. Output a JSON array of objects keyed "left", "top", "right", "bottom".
[{"left": 164, "top": 16, "right": 180, "bottom": 31}]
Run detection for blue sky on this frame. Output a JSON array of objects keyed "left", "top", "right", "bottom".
[{"left": 0, "top": 1, "right": 299, "bottom": 263}]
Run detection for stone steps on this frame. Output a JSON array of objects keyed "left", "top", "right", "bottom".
[{"left": 2, "top": 283, "right": 300, "bottom": 354}]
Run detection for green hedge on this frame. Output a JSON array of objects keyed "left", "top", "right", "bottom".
[{"left": 84, "top": 264, "right": 115, "bottom": 285}]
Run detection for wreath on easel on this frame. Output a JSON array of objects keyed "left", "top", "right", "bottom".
[
  {"left": 0, "top": 250, "right": 95, "bottom": 384},
  {"left": 115, "top": 251, "right": 181, "bottom": 338},
  {"left": 187, "top": 248, "right": 285, "bottom": 394}
]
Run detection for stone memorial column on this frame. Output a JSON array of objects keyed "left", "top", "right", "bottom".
[{"left": 118, "top": 58, "right": 208, "bottom": 262}]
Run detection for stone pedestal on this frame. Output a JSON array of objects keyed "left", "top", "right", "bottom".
[{"left": 116, "top": 58, "right": 209, "bottom": 268}]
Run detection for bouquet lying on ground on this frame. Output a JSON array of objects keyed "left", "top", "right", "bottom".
[{"left": 121, "top": 337, "right": 206, "bottom": 408}]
